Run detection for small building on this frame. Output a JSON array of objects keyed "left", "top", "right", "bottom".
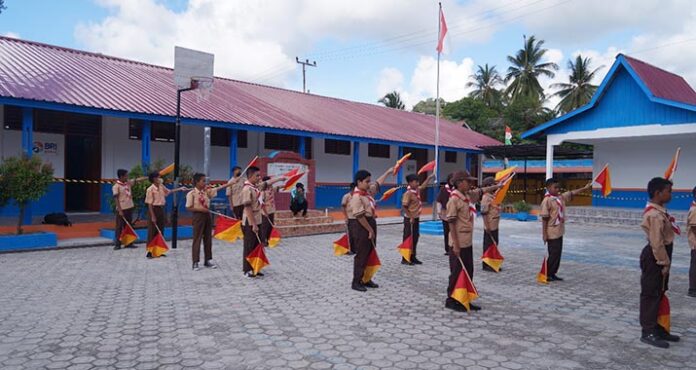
[
  {"left": 0, "top": 36, "right": 499, "bottom": 218},
  {"left": 522, "top": 54, "right": 696, "bottom": 210}
]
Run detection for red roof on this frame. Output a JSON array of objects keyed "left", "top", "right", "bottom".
[
  {"left": 0, "top": 36, "right": 500, "bottom": 150},
  {"left": 624, "top": 55, "right": 696, "bottom": 106}
]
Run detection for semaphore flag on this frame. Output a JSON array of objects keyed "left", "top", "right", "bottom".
[
  {"left": 397, "top": 236, "right": 413, "bottom": 263},
  {"left": 361, "top": 248, "right": 381, "bottom": 284},
  {"left": 657, "top": 294, "right": 671, "bottom": 333},
  {"left": 593, "top": 164, "right": 612, "bottom": 197},
  {"left": 481, "top": 242, "right": 504, "bottom": 272},
  {"left": 333, "top": 234, "right": 350, "bottom": 256},
  {"left": 537, "top": 256, "right": 548, "bottom": 284},
  {"left": 378, "top": 187, "right": 398, "bottom": 202},
  {"left": 450, "top": 267, "right": 479, "bottom": 311},
  {"left": 417, "top": 160, "right": 436, "bottom": 175},
  {"left": 146, "top": 229, "right": 169, "bottom": 257},
  {"left": 393, "top": 153, "right": 412, "bottom": 175},
  {"left": 664, "top": 147, "right": 680, "bottom": 181},
  {"left": 268, "top": 227, "right": 281, "bottom": 248},
  {"left": 246, "top": 244, "right": 269, "bottom": 275},
  {"left": 214, "top": 216, "right": 242, "bottom": 242},
  {"left": 119, "top": 219, "right": 138, "bottom": 246}
]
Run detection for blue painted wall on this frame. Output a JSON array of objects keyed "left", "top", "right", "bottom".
[
  {"left": 315, "top": 184, "right": 438, "bottom": 210},
  {"left": 0, "top": 182, "right": 64, "bottom": 217},
  {"left": 592, "top": 189, "right": 693, "bottom": 211}
]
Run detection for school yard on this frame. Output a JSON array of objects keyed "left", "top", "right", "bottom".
[{"left": 0, "top": 219, "right": 694, "bottom": 370}]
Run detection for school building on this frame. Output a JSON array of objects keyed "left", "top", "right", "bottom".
[
  {"left": 0, "top": 36, "right": 499, "bottom": 218},
  {"left": 522, "top": 54, "right": 696, "bottom": 210}
]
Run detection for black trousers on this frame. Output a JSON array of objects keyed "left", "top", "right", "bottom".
[
  {"left": 446, "top": 246, "right": 473, "bottom": 304},
  {"left": 350, "top": 217, "right": 376, "bottom": 284},
  {"left": 242, "top": 223, "right": 260, "bottom": 273},
  {"left": 690, "top": 249, "right": 696, "bottom": 295},
  {"left": 347, "top": 220, "right": 356, "bottom": 253},
  {"left": 442, "top": 220, "right": 450, "bottom": 254},
  {"left": 147, "top": 206, "right": 166, "bottom": 244},
  {"left": 232, "top": 205, "right": 244, "bottom": 220},
  {"left": 547, "top": 237, "right": 563, "bottom": 276},
  {"left": 639, "top": 244, "right": 669, "bottom": 336},
  {"left": 291, "top": 200, "right": 308, "bottom": 216},
  {"left": 191, "top": 212, "right": 212, "bottom": 264},
  {"left": 403, "top": 217, "right": 420, "bottom": 259},
  {"left": 482, "top": 229, "right": 499, "bottom": 268},
  {"left": 114, "top": 208, "right": 134, "bottom": 247},
  {"left": 261, "top": 213, "right": 275, "bottom": 244}
]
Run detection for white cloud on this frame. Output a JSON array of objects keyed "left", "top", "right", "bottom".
[{"left": 3, "top": 32, "right": 20, "bottom": 39}]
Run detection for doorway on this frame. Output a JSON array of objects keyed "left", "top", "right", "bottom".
[{"left": 65, "top": 135, "right": 101, "bottom": 212}]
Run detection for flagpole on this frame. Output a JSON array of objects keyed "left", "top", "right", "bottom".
[{"left": 433, "top": 2, "right": 442, "bottom": 221}]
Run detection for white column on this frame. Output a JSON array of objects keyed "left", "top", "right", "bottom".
[{"left": 545, "top": 142, "right": 554, "bottom": 180}]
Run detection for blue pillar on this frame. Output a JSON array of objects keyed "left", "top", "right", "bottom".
[
  {"left": 229, "top": 128, "right": 238, "bottom": 177},
  {"left": 352, "top": 142, "right": 360, "bottom": 176},
  {"left": 298, "top": 136, "right": 306, "bottom": 158},
  {"left": 466, "top": 153, "right": 472, "bottom": 172},
  {"left": 21, "top": 108, "right": 33, "bottom": 225},
  {"left": 141, "top": 120, "right": 151, "bottom": 170}
]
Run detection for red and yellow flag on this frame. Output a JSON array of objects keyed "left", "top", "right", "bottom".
[
  {"left": 393, "top": 153, "right": 412, "bottom": 175},
  {"left": 361, "top": 248, "right": 381, "bottom": 283},
  {"left": 146, "top": 230, "right": 169, "bottom": 257},
  {"left": 333, "top": 234, "right": 350, "bottom": 256},
  {"left": 481, "top": 243, "right": 504, "bottom": 272},
  {"left": 417, "top": 160, "right": 436, "bottom": 175},
  {"left": 268, "top": 228, "right": 281, "bottom": 248},
  {"left": 664, "top": 147, "right": 680, "bottom": 181},
  {"left": 494, "top": 166, "right": 517, "bottom": 182},
  {"left": 593, "top": 164, "right": 612, "bottom": 197},
  {"left": 214, "top": 217, "right": 242, "bottom": 242},
  {"left": 246, "top": 244, "right": 269, "bottom": 275},
  {"left": 119, "top": 220, "right": 138, "bottom": 246},
  {"left": 492, "top": 174, "right": 514, "bottom": 206},
  {"left": 397, "top": 236, "right": 413, "bottom": 263},
  {"left": 283, "top": 167, "right": 300, "bottom": 178},
  {"left": 378, "top": 187, "right": 398, "bottom": 202},
  {"left": 159, "top": 163, "right": 175, "bottom": 177},
  {"left": 450, "top": 268, "right": 479, "bottom": 311},
  {"left": 537, "top": 257, "right": 548, "bottom": 284},
  {"left": 283, "top": 172, "right": 305, "bottom": 191},
  {"left": 657, "top": 294, "right": 671, "bottom": 333}
]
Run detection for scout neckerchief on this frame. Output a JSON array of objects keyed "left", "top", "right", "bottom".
[
  {"left": 644, "top": 202, "right": 681, "bottom": 235},
  {"left": 195, "top": 187, "right": 208, "bottom": 210},
  {"left": 450, "top": 190, "right": 477, "bottom": 220},
  {"left": 407, "top": 185, "right": 422, "bottom": 216},
  {"left": 116, "top": 180, "right": 131, "bottom": 198},
  {"left": 353, "top": 187, "right": 376, "bottom": 215},
  {"left": 244, "top": 181, "right": 263, "bottom": 206},
  {"left": 544, "top": 191, "right": 564, "bottom": 226}
]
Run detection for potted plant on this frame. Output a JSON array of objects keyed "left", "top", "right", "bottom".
[
  {"left": 0, "top": 155, "right": 57, "bottom": 250},
  {"left": 512, "top": 200, "right": 532, "bottom": 221}
]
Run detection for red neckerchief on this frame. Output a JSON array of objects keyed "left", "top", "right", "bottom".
[
  {"left": 116, "top": 180, "right": 131, "bottom": 198},
  {"left": 244, "top": 181, "right": 263, "bottom": 206},
  {"left": 544, "top": 192, "right": 564, "bottom": 226},
  {"left": 196, "top": 188, "right": 208, "bottom": 209},
  {"left": 644, "top": 203, "right": 681, "bottom": 235},
  {"left": 407, "top": 186, "right": 422, "bottom": 215},
  {"left": 353, "top": 187, "right": 376, "bottom": 214},
  {"left": 450, "top": 190, "right": 477, "bottom": 219}
]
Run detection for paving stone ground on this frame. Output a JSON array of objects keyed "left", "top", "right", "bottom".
[{"left": 0, "top": 219, "right": 695, "bottom": 369}]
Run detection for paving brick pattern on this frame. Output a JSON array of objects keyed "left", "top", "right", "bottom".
[{"left": 0, "top": 219, "right": 694, "bottom": 369}]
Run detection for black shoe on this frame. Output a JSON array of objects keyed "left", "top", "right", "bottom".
[
  {"left": 469, "top": 304, "right": 482, "bottom": 311},
  {"left": 444, "top": 252, "right": 450, "bottom": 256},
  {"left": 688, "top": 291, "right": 696, "bottom": 298},
  {"left": 640, "top": 334, "right": 669, "bottom": 348},
  {"left": 445, "top": 300, "right": 468, "bottom": 312},
  {"left": 146, "top": 252, "right": 153, "bottom": 259},
  {"left": 549, "top": 275, "right": 564, "bottom": 281},
  {"left": 192, "top": 263, "right": 200, "bottom": 271},
  {"left": 126, "top": 244, "right": 137, "bottom": 249},
  {"left": 244, "top": 271, "right": 256, "bottom": 278},
  {"left": 363, "top": 280, "right": 379, "bottom": 289},
  {"left": 659, "top": 332, "right": 680, "bottom": 342},
  {"left": 347, "top": 251, "right": 356, "bottom": 255},
  {"left": 204, "top": 261, "right": 218, "bottom": 269},
  {"left": 401, "top": 259, "right": 413, "bottom": 265},
  {"left": 351, "top": 282, "right": 367, "bottom": 292},
  {"left": 256, "top": 272, "right": 265, "bottom": 277},
  {"left": 113, "top": 245, "right": 122, "bottom": 250},
  {"left": 412, "top": 258, "right": 422, "bottom": 265}
]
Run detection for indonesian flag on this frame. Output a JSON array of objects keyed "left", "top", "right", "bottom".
[
  {"left": 436, "top": 6, "right": 448, "bottom": 53},
  {"left": 246, "top": 244, "right": 270, "bottom": 275},
  {"left": 146, "top": 230, "right": 169, "bottom": 258},
  {"left": 393, "top": 153, "right": 412, "bottom": 175},
  {"left": 657, "top": 294, "right": 671, "bottom": 333},
  {"left": 504, "top": 126, "right": 512, "bottom": 145},
  {"left": 361, "top": 248, "right": 381, "bottom": 284},
  {"left": 378, "top": 187, "right": 398, "bottom": 202},
  {"left": 493, "top": 174, "right": 514, "bottom": 206},
  {"left": 397, "top": 235, "right": 413, "bottom": 263},
  {"left": 283, "top": 172, "right": 305, "bottom": 191},
  {"left": 450, "top": 268, "right": 479, "bottom": 311},
  {"left": 537, "top": 257, "right": 548, "bottom": 284},
  {"left": 593, "top": 164, "right": 612, "bottom": 197},
  {"left": 159, "top": 163, "right": 175, "bottom": 177},
  {"left": 494, "top": 166, "right": 517, "bottom": 182},
  {"left": 333, "top": 234, "right": 350, "bottom": 256},
  {"left": 417, "top": 160, "right": 436, "bottom": 175},
  {"left": 481, "top": 243, "right": 504, "bottom": 272},
  {"left": 268, "top": 228, "right": 281, "bottom": 248},
  {"left": 214, "top": 217, "right": 242, "bottom": 243},
  {"left": 119, "top": 219, "right": 138, "bottom": 246},
  {"left": 664, "top": 147, "right": 680, "bottom": 181}
]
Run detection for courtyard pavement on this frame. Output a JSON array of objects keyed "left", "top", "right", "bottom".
[{"left": 0, "top": 219, "right": 694, "bottom": 369}]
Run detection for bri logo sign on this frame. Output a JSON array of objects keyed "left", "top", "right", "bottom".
[{"left": 33, "top": 141, "right": 58, "bottom": 154}]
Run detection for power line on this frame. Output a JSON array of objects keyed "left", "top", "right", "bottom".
[{"left": 295, "top": 57, "right": 317, "bottom": 93}]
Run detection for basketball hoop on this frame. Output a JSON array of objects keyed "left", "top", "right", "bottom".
[{"left": 191, "top": 76, "right": 213, "bottom": 102}]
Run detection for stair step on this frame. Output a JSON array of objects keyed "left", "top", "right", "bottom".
[
  {"left": 274, "top": 216, "right": 333, "bottom": 226},
  {"left": 275, "top": 210, "right": 325, "bottom": 219},
  {"left": 277, "top": 222, "right": 346, "bottom": 237}
]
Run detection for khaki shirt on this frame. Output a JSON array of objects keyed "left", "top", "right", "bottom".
[
  {"left": 689, "top": 203, "right": 696, "bottom": 250},
  {"left": 241, "top": 183, "right": 263, "bottom": 226},
  {"left": 480, "top": 192, "right": 500, "bottom": 231},
  {"left": 341, "top": 193, "right": 354, "bottom": 220},
  {"left": 112, "top": 181, "right": 134, "bottom": 210},
  {"left": 185, "top": 187, "right": 218, "bottom": 213},
  {"left": 349, "top": 190, "right": 375, "bottom": 218},
  {"left": 260, "top": 182, "right": 277, "bottom": 215},
  {"left": 145, "top": 184, "right": 170, "bottom": 206},
  {"left": 641, "top": 202, "right": 675, "bottom": 265},
  {"left": 540, "top": 192, "right": 572, "bottom": 240},
  {"left": 446, "top": 189, "right": 483, "bottom": 248},
  {"left": 226, "top": 177, "right": 245, "bottom": 207},
  {"left": 402, "top": 188, "right": 422, "bottom": 219}
]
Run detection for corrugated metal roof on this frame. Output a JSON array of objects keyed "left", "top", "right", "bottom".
[
  {"left": 623, "top": 55, "right": 696, "bottom": 106},
  {"left": 0, "top": 36, "right": 500, "bottom": 150}
]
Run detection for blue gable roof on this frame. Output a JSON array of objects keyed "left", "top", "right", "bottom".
[{"left": 522, "top": 54, "right": 696, "bottom": 139}]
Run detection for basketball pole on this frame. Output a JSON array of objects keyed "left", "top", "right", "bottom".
[{"left": 172, "top": 85, "right": 194, "bottom": 249}]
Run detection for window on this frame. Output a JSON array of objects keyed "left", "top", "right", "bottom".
[
  {"left": 324, "top": 139, "right": 350, "bottom": 155},
  {"left": 3, "top": 105, "right": 22, "bottom": 130},
  {"left": 129, "top": 120, "right": 177, "bottom": 142},
  {"left": 4, "top": 106, "right": 100, "bottom": 136},
  {"left": 368, "top": 143, "right": 390, "bottom": 158},
  {"left": 210, "top": 128, "right": 248, "bottom": 148},
  {"left": 445, "top": 151, "right": 457, "bottom": 163},
  {"left": 264, "top": 133, "right": 312, "bottom": 159}
]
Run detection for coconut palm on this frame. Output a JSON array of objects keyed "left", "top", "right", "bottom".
[
  {"left": 467, "top": 64, "right": 503, "bottom": 108},
  {"left": 378, "top": 91, "right": 405, "bottom": 110},
  {"left": 551, "top": 55, "right": 603, "bottom": 114},
  {"left": 505, "top": 35, "right": 559, "bottom": 102}
]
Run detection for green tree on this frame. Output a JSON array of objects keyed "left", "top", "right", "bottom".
[
  {"left": 411, "top": 98, "right": 446, "bottom": 115},
  {"left": 505, "top": 35, "right": 558, "bottom": 102},
  {"left": 0, "top": 155, "right": 54, "bottom": 234},
  {"left": 378, "top": 91, "right": 405, "bottom": 110},
  {"left": 467, "top": 64, "right": 503, "bottom": 108},
  {"left": 503, "top": 94, "right": 554, "bottom": 136},
  {"left": 0, "top": 1, "right": 6, "bottom": 14},
  {"left": 442, "top": 97, "right": 501, "bottom": 138},
  {"left": 551, "top": 55, "right": 603, "bottom": 114}
]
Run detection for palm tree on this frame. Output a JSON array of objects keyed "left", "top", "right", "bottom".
[
  {"left": 505, "top": 35, "right": 559, "bottom": 102},
  {"left": 467, "top": 64, "right": 503, "bottom": 108},
  {"left": 551, "top": 55, "right": 603, "bottom": 114},
  {"left": 378, "top": 91, "right": 405, "bottom": 110}
]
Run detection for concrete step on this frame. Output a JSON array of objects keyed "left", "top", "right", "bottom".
[
  {"left": 275, "top": 210, "right": 325, "bottom": 219},
  {"left": 274, "top": 216, "right": 333, "bottom": 226},
  {"left": 277, "top": 222, "right": 346, "bottom": 237}
]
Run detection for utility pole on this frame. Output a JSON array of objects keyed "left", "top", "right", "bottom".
[{"left": 295, "top": 57, "right": 317, "bottom": 93}]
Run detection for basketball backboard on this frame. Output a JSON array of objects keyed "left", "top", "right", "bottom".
[{"left": 174, "top": 46, "right": 214, "bottom": 90}]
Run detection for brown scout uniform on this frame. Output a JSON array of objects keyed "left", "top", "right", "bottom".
[
  {"left": 445, "top": 188, "right": 482, "bottom": 302},
  {"left": 186, "top": 187, "right": 218, "bottom": 264},
  {"left": 349, "top": 188, "right": 376, "bottom": 285},
  {"left": 689, "top": 202, "right": 696, "bottom": 295},
  {"left": 227, "top": 177, "right": 245, "bottom": 219},
  {"left": 260, "top": 183, "right": 278, "bottom": 245},
  {"left": 241, "top": 181, "right": 263, "bottom": 274},
  {"left": 402, "top": 187, "right": 422, "bottom": 260},
  {"left": 145, "top": 184, "right": 170, "bottom": 244},
  {"left": 342, "top": 192, "right": 356, "bottom": 253},
  {"left": 539, "top": 191, "right": 573, "bottom": 277},
  {"left": 480, "top": 192, "right": 501, "bottom": 259},
  {"left": 113, "top": 180, "right": 135, "bottom": 247}
]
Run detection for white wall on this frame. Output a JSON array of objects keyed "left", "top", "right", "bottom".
[{"left": 101, "top": 116, "right": 140, "bottom": 178}]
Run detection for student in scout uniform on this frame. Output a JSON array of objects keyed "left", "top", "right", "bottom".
[
  {"left": 144, "top": 171, "right": 186, "bottom": 258},
  {"left": 112, "top": 169, "right": 147, "bottom": 250},
  {"left": 445, "top": 171, "right": 501, "bottom": 312},
  {"left": 186, "top": 173, "right": 235, "bottom": 271},
  {"left": 539, "top": 178, "right": 592, "bottom": 281},
  {"left": 436, "top": 173, "right": 454, "bottom": 256},
  {"left": 401, "top": 173, "right": 435, "bottom": 265},
  {"left": 689, "top": 186, "right": 696, "bottom": 298},
  {"left": 259, "top": 175, "right": 286, "bottom": 246},
  {"left": 480, "top": 176, "right": 501, "bottom": 271},
  {"left": 341, "top": 183, "right": 357, "bottom": 255},
  {"left": 639, "top": 177, "right": 680, "bottom": 348},
  {"left": 226, "top": 166, "right": 245, "bottom": 219},
  {"left": 349, "top": 170, "right": 380, "bottom": 292},
  {"left": 365, "top": 166, "right": 394, "bottom": 244}
]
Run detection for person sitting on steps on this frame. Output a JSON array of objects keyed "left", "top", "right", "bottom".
[{"left": 290, "top": 183, "right": 308, "bottom": 218}]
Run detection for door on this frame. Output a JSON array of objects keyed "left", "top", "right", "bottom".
[{"left": 65, "top": 135, "right": 101, "bottom": 212}]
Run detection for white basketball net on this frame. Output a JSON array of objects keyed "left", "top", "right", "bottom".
[{"left": 192, "top": 77, "right": 213, "bottom": 103}]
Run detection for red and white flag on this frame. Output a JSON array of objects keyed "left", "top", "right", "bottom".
[{"left": 436, "top": 6, "right": 448, "bottom": 54}]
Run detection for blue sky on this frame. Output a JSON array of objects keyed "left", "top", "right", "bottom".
[{"left": 2, "top": 0, "right": 695, "bottom": 109}]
